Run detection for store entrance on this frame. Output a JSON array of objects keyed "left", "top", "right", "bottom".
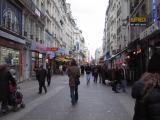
[{"left": 0, "top": 46, "right": 20, "bottom": 81}]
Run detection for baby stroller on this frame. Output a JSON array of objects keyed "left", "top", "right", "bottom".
[{"left": 8, "top": 84, "right": 25, "bottom": 111}]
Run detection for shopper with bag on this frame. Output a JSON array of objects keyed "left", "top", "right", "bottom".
[
  {"left": 132, "top": 53, "right": 160, "bottom": 120},
  {"left": 67, "top": 59, "right": 80, "bottom": 105}
]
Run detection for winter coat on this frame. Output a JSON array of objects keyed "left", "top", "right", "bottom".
[
  {"left": 93, "top": 67, "right": 99, "bottom": 76},
  {"left": 47, "top": 68, "right": 51, "bottom": 77},
  {"left": 132, "top": 74, "right": 160, "bottom": 120},
  {"left": 68, "top": 66, "right": 80, "bottom": 87},
  {"left": 0, "top": 69, "right": 16, "bottom": 101},
  {"left": 37, "top": 68, "right": 47, "bottom": 82},
  {"left": 85, "top": 66, "right": 91, "bottom": 74}
]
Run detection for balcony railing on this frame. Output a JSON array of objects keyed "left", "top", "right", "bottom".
[{"left": 18, "top": 0, "right": 45, "bottom": 23}]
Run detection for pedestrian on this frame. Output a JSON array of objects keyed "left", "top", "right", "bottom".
[
  {"left": 85, "top": 64, "right": 92, "bottom": 85},
  {"left": 119, "top": 64, "right": 127, "bottom": 92},
  {"left": 98, "top": 65, "right": 103, "bottom": 83},
  {"left": 93, "top": 65, "right": 99, "bottom": 83},
  {"left": 101, "top": 63, "right": 107, "bottom": 85},
  {"left": 80, "top": 65, "right": 85, "bottom": 75},
  {"left": 47, "top": 66, "right": 51, "bottom": 86},
  {"left": 62, "top": 64, "right": 66, "bottom": 75},
  {"left": 0, "top": 64, "right": 17, "bottom": 113},
  {"left": 37, "top": 65, "right": 47, "bottom": 94},
  {"left": 112, "top": 67, "right": 121, "bottom": 93},
  {"left": 59, "top": 65, "right": 63, "bottom": 75},
  {"left": 67, "top": 59, "right": 80, "bottom": 105},
  {"left": 34, "top": 66, "right": 39, "bottom": 80},
  {"left": 132, "top": 53, "right": 160, "bottom": 120}
]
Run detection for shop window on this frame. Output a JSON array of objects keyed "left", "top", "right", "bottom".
[
  {"left": 0, "top": 46, "right": 19, "bottom": 65},
  {"left": 2, "top": 9, "right": 19, "bottom": 33}
]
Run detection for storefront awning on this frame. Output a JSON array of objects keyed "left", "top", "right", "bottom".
[
  {"left": 106, "top": 48, "right": 128, "bottom": 61},
  {"left": 55, "top": 57, "right": 71, "bottom": 62}
]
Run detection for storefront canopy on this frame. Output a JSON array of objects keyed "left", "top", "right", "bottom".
[
  {"left": 55, "top": 56, "right": 71, "bottom": 62},
  {"left": 106, "top": 48, "right": 128, "bottom": 61}
]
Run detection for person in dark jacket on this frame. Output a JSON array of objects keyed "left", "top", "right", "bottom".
[
  {"left": 47, "top": 67, "right": 51, "bottom": 86},
  {"left": 101, "top": 63, "right": 107, "bottom": 85},
  {"left": 112, "top": 67, "right": 121, "bottom": 93},
  {"left": 0, "top": 64, "right": 16, "bottom": 113},
  {"left": 132, "top": 53, "right": 160, "bottom": 120},
  {"left": 98, "top": 65, "right": 103, "bottom": 83},
  {"left": 37, "top": 65, "right": 47, "bottom": 94},
  {"left": 80, "top": 65, "right": 85, "bottom": 75},
  {"left": 85, "top": 64, "right": 92, "bottom": 85},
  {"left": 34, "top": 66, "right": 39, "bottom": 80},
  {"left": 93, "top": 65, "right": 99, "bottom": 83},
  {"left": 67, "top": 59, "right": 80, "bottom": 105}
]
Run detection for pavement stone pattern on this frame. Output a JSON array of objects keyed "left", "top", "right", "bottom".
[{"left": 0, "top": 74, "right": 135, "bottom": 120}]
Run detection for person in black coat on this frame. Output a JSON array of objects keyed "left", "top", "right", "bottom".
[
  {"left": 37, "top": 65, "right": 47, "bottom": 94},
  {"left": 101, "top": 63, "right": 107, "bottom": 85},
  {"left": 47, "top": 67, "right": 51, "bottom": 86},
  {"left": 98, "top": 65, "right": 103, "bottom": 83},
  {"left": 0, "top": 64, "right": 16, "bottom": 113},
  {"left": 80, "top": 65, "right": 85, "bottom": 75},
  {"left": 93, "top": 65, "right": 99, "bottom": 83},
  {"left": 132, "top": 53, "right": 160, "bottom": 120}
]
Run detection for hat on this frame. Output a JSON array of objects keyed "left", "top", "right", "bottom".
[{"left": 148, "top": 53, "right": 160, "bottom": 73}]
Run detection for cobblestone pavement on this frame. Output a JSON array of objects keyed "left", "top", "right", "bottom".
[{"left": 0, "top": 75, "right": 135, "bottom": 120}]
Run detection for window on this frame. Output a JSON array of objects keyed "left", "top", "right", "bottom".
[{"left": 2, "top": 9, "right": 19, "bottom": 33}]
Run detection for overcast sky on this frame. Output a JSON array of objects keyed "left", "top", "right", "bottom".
[{"left": 66, "top": 0, "right": 108, "bottom": 57}]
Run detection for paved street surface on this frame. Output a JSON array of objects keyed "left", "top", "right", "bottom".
[{"left": 0, "top": 75, "right": 135, "bottom": 120}]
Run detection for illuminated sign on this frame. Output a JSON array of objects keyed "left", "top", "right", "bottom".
[
  {"left": 152, "top": 0, "right": 157, "bottom": 23},
  {"left": 130, "top": 17, "right": 147, "bottom": 23},
  {"left": 129, "top": 17, "right": 147, "bottom": 26},
  {"left": 140, "top": 22, "right": 159, "bottom": 40},
  {"left": 44, "top": 47, "right": 59, "bottom": 51}
]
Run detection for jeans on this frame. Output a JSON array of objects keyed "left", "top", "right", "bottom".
[
  {"left": 86, "top": 74, "right": 91, "bottom": 84},
  {"left": 70, "top": 86, "right": 78, "bottom": 105},
  {"left": 120, "top": 79, "right": 127, "bottom": 92}
]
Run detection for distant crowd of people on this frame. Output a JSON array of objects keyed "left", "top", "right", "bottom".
[{"left": 80, "top": 63, "right": 128, "bottom": 93}]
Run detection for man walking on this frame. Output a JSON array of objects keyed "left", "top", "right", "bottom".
[
  {"left": 37, "top": 65, "right": 47, "bottom": 94},
  {"left": 47, "top": 66, "right": 51, "bottom": 86},
  {"left": 67, "top": 59, "right": 80, "bottom": 105},
  {"left": 85, "top": 64, "right": 91, "bottom": 85}
]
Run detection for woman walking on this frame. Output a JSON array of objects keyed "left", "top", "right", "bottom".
[
  {"left": 132, "top": 53, "right": 160, "bottom": 120},
  {"left": 67, "top": 59, "right": 80, "bottom": 105}
]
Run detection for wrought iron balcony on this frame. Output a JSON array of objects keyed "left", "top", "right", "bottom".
[{"left": 18, "top": 0, "right": 45, "bottom": 24}]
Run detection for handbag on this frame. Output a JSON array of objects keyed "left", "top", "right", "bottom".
[{"left": 76, "top": 79, "right": 80, "bottom": 85}]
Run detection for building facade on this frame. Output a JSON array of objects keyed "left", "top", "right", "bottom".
[
  {"left": 0, "top": 0, "right": 87, "bottom": 81},
  {"left": 103, "top": 0, "right": 160, "bottom": 81}
]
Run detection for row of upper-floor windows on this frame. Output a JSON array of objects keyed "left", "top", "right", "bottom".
[{"left": 24, "top": 16, "right": 44, "bottom": 43}]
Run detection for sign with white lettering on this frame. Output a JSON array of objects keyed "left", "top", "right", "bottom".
[{"left": 140, "top": 22, "right": 159, "bottom": 40}]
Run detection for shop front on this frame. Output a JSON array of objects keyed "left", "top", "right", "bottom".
[
  {"left": 0, "top": 37, "right": 24, "bottom": 82},
  {"left": 31, "top": 42, "right": 46, "bottom": 79}
]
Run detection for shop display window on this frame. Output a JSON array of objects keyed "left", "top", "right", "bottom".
[{"left": 0, "top": 46, "right": 20, "bottom": 65}]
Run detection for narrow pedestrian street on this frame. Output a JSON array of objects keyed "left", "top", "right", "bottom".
[{"left": 1, "top": 75, "right": 135, "bottom": 120}]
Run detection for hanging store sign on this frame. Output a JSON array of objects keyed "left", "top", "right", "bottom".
[
  {"left": 44, "top": 47, "right": 59, "bottom": 51},
  {"left": 140, "top": 22, "right": 159, "bottom": 40},
  {"left": 129, "top": 17, "right": 147, "bottom": 26},
  {"left": 152, "top": 0, "right": 157, "bottom": 23}
]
